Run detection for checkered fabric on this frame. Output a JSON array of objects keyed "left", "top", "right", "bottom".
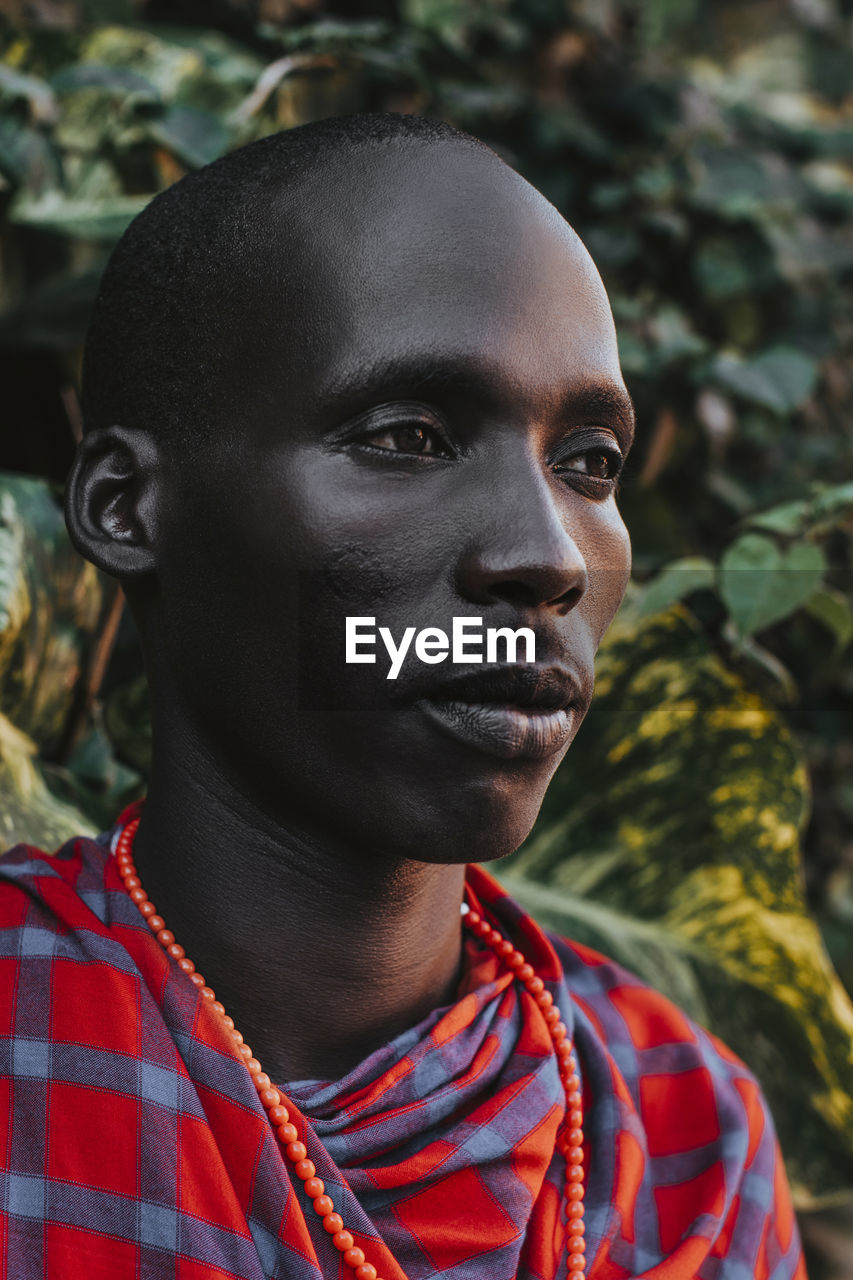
[{"left": 0, "top": 816, "right": 806, "bottom": 1279}]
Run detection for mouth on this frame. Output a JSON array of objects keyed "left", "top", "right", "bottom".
[{"left": 414, "top": 666, "right": 580, "bottom": 761}]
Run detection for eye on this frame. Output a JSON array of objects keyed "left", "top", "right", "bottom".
[
  {"left": 561, "top": 449, "right": 621, "bottom": 480},
  {"left": 551, "top": 432, "right": 624, "bottom": 492},
  {"left": 359, "top": 422, "right": 453, "bottom": 458}
]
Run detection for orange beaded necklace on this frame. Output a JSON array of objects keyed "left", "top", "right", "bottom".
[{"left": 114, "top": 817, "right": 587, "bottom": 1280}]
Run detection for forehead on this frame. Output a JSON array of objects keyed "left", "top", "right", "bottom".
[{"left": 241, "top": 142, "right": 626, "bottom": 426}]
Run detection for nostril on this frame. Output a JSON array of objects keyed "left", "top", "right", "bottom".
[
  {"left": 487, "top": 580, "right": 544, "bottom": 609},
  {"left": 484, "top": 579, "right": 585, "bottom": 612},
  {"left": 552, "top": 585, "right": 583, "bottom": 615}
]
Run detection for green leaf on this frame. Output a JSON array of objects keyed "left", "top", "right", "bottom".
[
  {"left": 51, "top": 62, "right": 161, "bottom": 103},
  {"left": 805, "top": 588, "right": 853, "bottom": 653},
  {"left": 0, "top": 65, "right": 57, "bottom": 124},
  {"left": 744, "top": 482, "right": 853, "bottom": 538},
  {"left": 746, "top": 498, "right": 812, "bottom": 536},
  {"left": 693, "top": 235, "right": 778, "bottom": 300},
  {"left": 495, "top": 872, "right": 711, "bottom": 1023},
  {"left": 0, "top": 714, "right": 95, "bottom": 851},
  {"left": 0, "top": 116, "right": 62, "bottom": 192},
  {"left": 6, "top": 190, "right": 150, "bottom": 240},
  {"left": 146, "top": 105, "right": 230, "bottom": 170},
  {"left": 812, "top": 481, "right": 853, "bottom": 525},
  {"left": 720, "top": 533, "right": 827, "bottom": 637},
  {"left": 710, "top": 347, "right": 819, "bottom": 415},
  {"left": 637, "top": 557, "right": 716, "bottom": 618}
]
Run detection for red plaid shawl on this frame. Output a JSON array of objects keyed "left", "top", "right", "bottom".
[{"left": 0, "top": 819, "right": 805, "bottom": 1279}]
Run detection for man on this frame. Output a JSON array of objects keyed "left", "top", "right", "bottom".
[{"left": 0, "top": 114, "right": 805, "bottom": 1278}]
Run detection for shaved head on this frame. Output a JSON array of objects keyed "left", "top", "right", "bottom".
[{"left": 81, "top": 113, "right": 494, "bottom": 453}]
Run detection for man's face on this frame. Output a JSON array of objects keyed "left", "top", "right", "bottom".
[{"left": 149, "top": 142, "right": 633, "bottom": 864}]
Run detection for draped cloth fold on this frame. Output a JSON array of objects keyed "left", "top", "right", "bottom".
[{"left": 0, "top": 819, "right": 805, "bottom": 1279}]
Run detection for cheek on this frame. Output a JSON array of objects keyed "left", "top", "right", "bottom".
[{"left": 581, "top": 504, "right": 632, "bottom": 637}]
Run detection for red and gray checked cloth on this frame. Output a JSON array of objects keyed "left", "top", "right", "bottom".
[{"left": 0, "top": 810, "right": 806, "bottom": 1279}]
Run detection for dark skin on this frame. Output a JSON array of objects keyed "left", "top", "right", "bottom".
[{"left": 66, "top": 142, "right": 634, "bottom": 1083}]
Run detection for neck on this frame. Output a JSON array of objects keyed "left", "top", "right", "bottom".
[{"left": 129, "top": 735, "right": 467, "bottom": 1085}]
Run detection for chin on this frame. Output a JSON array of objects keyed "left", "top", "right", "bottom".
[{"left": 386, "top": 779, "right": 547, "bottom": 867}]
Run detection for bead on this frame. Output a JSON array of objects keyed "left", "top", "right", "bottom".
[
  {"left": 567, "top": 1164, "right": 584, "bottom": 1183},
  {"left": 569, "top": 1271, "right": 584, "bottom": 1280},
  {"left": 568, "top": 1109, "right": 582, "bottom": 1128},
  {"left": 245, "top": 1058, "right": 262, "bottom": 1075},
  {"left": 526, "top": 976, "right": 544, "bottom": 995},
  {"left": 148, "top": 915, "right": 166, "bottom": 932},
  {"left": 295, "top": 1159, "right": 316, "bottom": 1181},
  {"left": 177, "top": 956, "right": 195, "bottom": 973},
  {"left": 517, "top": 964, "right": 534, "bottom": 982},
  {"left": 506, "top": 951, "right": 525, "bottom": 969},
  {"left": 567, "top": 1202, "right": 583, "bottom": 1219},
  {"left": 260, "top": 1089, "right": 281, "bottom": 1109},
  {"left": 497, "top": 940, "right": 514, "bottom": 958},
  {"left": 567, "top": 1090, "right": 582, "bottom": 1109},
  {"left": 129, "top": 887, "right": 147, "bottom": 903},
  {"left": 568, "top": 1236, "right": 585, "bottom": 1252},
  {"left": 313, "top": 1195, "right": 334, "bottom": 1217},
  {"left": 278, "top": 1123, "right": 298, "bottom": 1144},
  {"left": 287, "top": 1141, "right": 308, "bottom": 1164},
  {"left": 323, "top": 1214, "right": 344, "bottom": 1235},
  {"left": 231, "top": 1029, "right": 244, "bottom": 1045},
  {"left": 487, "top": 929, "right": 502, "bottom": 948},
  {"left": 167, "top": 942, "right": 186, "bottom": 960},
  {"left": 355, "top": 1267, "right": 378, "bottom": 1280},
  {"left": 222, "top": 1015, "right": 234, "bottom": 1030},
  {"left": 567, "top": 1184, "right": 583, "bottom": 1201},
  {"left": 268, "top": 1105, "right": 289, "bottom": 1126},
  {"left": 344, "top": 1247, "right": 366, "bottom": 1267},
  {"left": 466, "top": 911, "right": 481, "bottom": 927},
  {"left": 333, "top": 1231, "right": 354, "bottom": 1252},
  {"left": 545, "top": 1006, "right": 561, "bottom": 1026},
  {"left": 567, "top": 1128, "right": 583, "bottom": 1147},
  {"left": 562, "top": 1073, "right": 580, "bottom": 1093},
  {"left": 190, "top": 973, "right": 206, "bottom": 987},
  {"left": 569, "top": 1220, "right": 585, "bottom": 1237},
  {"left": 139, "top": 901, "right": 156, "bottom": 918},
  {"left": 201, "top": 987, "right": 217, "bottom": 1001},
  {"left": 569, "top": 1257, "right": 585, "bottom": 1271},
  {"left": 212, "top": 1001, "right": 225, "bottom": 1016},
  {"left": 552, "top": 1022, "right": 567, "bottom": 1044},
  {"left": 304, "top": 1177, "right": 324, "bottom": 1198},
  {"left": 237, "top": 1044, "right": 253, "bottom": 1059},
  {"left": 567, "top": 1147, "right": 583, "bottom": 1166},
  {"left": 254, "top": 1073, "right": 271, "bottom": 1090},
  {"left": 157, "top": 929, "right": 175, "bottom": 947},
  {"left": 535, "top": 990, "right": 553, "bottom": 1009}
]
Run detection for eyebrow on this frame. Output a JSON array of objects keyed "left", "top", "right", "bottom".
[{"left": 319, "top": 353, "right": 637, "bottom": 454}]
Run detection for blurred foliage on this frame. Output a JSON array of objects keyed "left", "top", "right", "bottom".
[
  {"left": 503, "top": 602, "right": 853, "bottom": 1207},
  {"left": 0, "top": 0, "right": 852, "bottom": 1270},
  {"left": 0, "top": 471, "right": 102, "bottom": 750}
]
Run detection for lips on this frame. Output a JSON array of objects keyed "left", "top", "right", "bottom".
[{"left": 413, "top": 665, "right": 580, "bottom": 761}]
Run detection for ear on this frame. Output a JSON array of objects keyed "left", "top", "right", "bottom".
[{"left": 64, "top": 426, "right": 162, "bottom": 579}]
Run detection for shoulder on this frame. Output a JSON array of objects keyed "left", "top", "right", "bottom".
[
  {"left": 550, "top": 933, "right": 804, "bottom": 1275},
  {"left": 0, "top": 831, "right": 115, "bottom": 934},
  {"left": 553, "top": 929, "right": 780, "bottom": 1201},
  {"left": 554, "top": 929, "right": 764, "bottom": 1114}
]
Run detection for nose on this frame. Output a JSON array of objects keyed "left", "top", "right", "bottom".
[{"left": 454, "top": 460, "right": 589, "bottom": 616}]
